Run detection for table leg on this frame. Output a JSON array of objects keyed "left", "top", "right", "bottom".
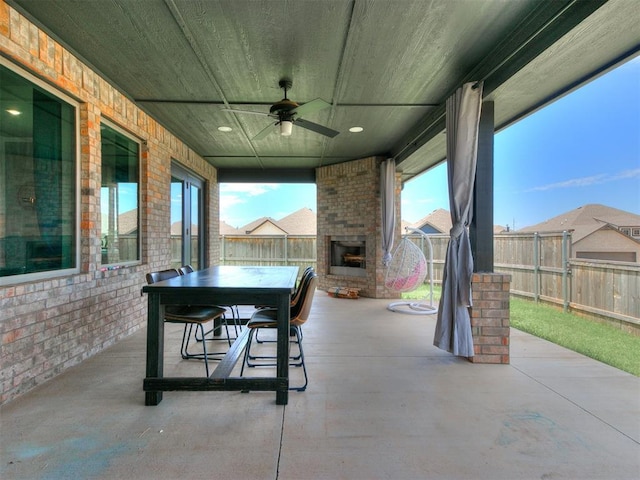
[
  {"left": 145, "top": 293, "right": 164, "bottom": 405},
  {"left": 275, "top": 293, "right": 290, "bottom": 405}
]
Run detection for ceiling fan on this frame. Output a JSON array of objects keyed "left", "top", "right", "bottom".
[{"left": 222, "top": 79, "right": 339, "bottom": 140}]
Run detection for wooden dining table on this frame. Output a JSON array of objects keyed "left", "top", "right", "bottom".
[{"left": 141, "top": 265, "right": 299, "bottom": 406}]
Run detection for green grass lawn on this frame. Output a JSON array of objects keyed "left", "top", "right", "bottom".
[{"left": 403, "top": 284, "right": 640, "bottom": 376}]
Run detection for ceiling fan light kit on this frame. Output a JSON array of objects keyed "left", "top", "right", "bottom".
[
  {"left": 223, "top": 78, "right": 339, "bottom": 140},
  {"left": 280, "top": 120, "right": 293, "bottom": 136}
]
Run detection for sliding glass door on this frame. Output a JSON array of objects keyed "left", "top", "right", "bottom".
[{"left": 170, "top": 163, "right": 205, "bottom": 269}]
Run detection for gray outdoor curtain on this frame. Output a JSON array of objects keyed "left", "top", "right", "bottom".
[
  {"left": 433, "top": 82, "right": 483, "bottom": 357},
  {"left": 381, "top": 158, "right": 396, "bottom": 266}
]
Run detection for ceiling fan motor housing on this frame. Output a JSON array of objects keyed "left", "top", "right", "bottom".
[
  {"left": 271, "top": 78, "right": 298, "bottom": 118},
  {"left": 270, "top": 98, "right": 299, "bottom": 116}
]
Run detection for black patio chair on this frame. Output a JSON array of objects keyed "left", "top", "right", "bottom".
[
  {"left": 145, "top": 268, "right": 228, "bottom": 377},
  {"left": 240, "top": 271, "right": 318, "bottom": 391}
]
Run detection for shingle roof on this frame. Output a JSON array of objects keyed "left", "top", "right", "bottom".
[
  {"left": 220, "top": 221, "right": 242, "bottom": 235},
  {"left": 116, "top": 209, "right": 139, "bottom": 235},
  {"left": 276, "top": 208, "right": 317, "bottom": 235},
  {"left": 239, "top": 217, "right": 285, "bottom": 234},
  {"left": 411, "top": 208, "right": 452, "bottom": 234},
  {"left": 224, "top": 208, "right": 317, "bottom": 235},
  {"left": 170, "top": 221, "right": 199, "bottom": 236},
  {"left": 518, "top": 204, "right": 640, "bottom": 243}
]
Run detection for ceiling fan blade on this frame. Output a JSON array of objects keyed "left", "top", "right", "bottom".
[
  {"left": 252, "top": 122, "right": 276, "bottom": 141},
  {"left": 294, "top": 118, "right": 339, "bottom": 138},
  {"left": 221, "top": 107, "right": 272, "bottom": 117},
  {"left": 291, "top": 98, "right": 331, "bottom": 117}
]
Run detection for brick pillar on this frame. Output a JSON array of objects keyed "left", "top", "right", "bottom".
[{"left": 469, "top": 273, "right": 511, "bottom": 364}]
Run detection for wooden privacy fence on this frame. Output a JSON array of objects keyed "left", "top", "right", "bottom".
[
  {"left": 219, "top": 235, "right": 317, "bottom": 273},
  {"left": 492, "top": 232, "right": 640, "bottom": 328},
  {"left": 215, "top": 233, "right": 639, "bottom": 329},
  {"left": 406, "top": 232, "right": 639, "bottom": 330}
]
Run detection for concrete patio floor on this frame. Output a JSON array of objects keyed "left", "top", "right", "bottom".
[{"left": 1, "top": 292, "right": 639, "bottom": 480}]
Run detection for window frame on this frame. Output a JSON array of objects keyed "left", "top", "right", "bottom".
[
  {"left": 0, "top": 58, "right": 80, "bottom": 286},
  {"left": 99, "top": 119, "right": 142, "bottom": 268},
  {"left": 171, "top": 162, "right": 206, "bottom": 270}
]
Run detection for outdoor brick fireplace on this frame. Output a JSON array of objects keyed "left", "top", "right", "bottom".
[
  {"left": 329, "top": 236, "right": 367, "bottom": 277},
  {"left": 316, "top": 156, "right": 401, "bottom": 298}
]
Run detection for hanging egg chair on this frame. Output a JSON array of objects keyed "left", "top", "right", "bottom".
[
  {"left": 385, "top": 238, "right": 427, "bottom": 292},
  {"left": 385, "top": 228, "right": 438, "bottom": 315}
]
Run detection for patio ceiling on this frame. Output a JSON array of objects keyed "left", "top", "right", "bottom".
[{"left": 8, "top": 0, "right": 639, "bottom": 184}]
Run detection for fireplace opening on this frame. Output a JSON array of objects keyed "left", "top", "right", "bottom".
[{"left": 329, "top": 238, "right": 367, "bottom": 277}]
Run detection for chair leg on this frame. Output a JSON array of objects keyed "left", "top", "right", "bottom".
[
  {"left": 256, "top": 325, "right": 298, "bottom": 344},
  {"left": 199, "top": 323, "right": 210, "bottom": 377},
  {"left": 248, "top": 328, "right": 301, "bottom": 363},
  {"left": 181, "top": 322, "right": 228, "bottom": 361},
  {"left": 219, "top": 306, "right": 241, "bottom": 342},
  {"left": 180, "top": 324, "right": 192, "bottom": 359},
  {"left": 246, "top": 327, "right": 274, "bottom": 366},
  {"left": 178, "top": 323, "right": 210, "bottom": 377},
  {"left": 229, "top": 305, "right": 241, "bottom": 338},
  {"left": 290, "top": 326, "right": 307, "bottom": 392},
  {"left": 241, "top": 326, "right": 307, "bottom": 391},
  {"left": 240, "top": 328, "right": 255, "bottom": 377},
  {"left": 193, "top": 307, "right": 240, "bottom": 344}
]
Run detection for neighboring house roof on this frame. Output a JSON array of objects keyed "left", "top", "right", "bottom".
[
  {"left": 409, "top": 208, "right": 507, "bottom": 235},
  {"left": 220, "top": 221, "right": 242, "bottom": 235},
  {"left": 225, "top": 208, "right": 318, "bottom": 235},
  {"left": 169, "top": 221, "right": 199, "bottom": 236},
  {"left": 115, "top": 209, "right": 138, "bottom": 235},
  {"left": 411, "top": 208, "right": 452, "bottom": 234},
  {"left": 518, "top": 204, "right": 640, "bottom": 243},
  {"left": 240, "top": 217, "right": 285, "bottom": 235},
  {"left": 276, "top": 208, "right": 317, "bottom": 235}
]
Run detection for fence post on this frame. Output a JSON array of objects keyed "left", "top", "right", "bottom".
[
  {"left": 284, "top": 235, "right": 288, "bottom": 265},
  {"left": 534, "top": 232, "right": 540, "bottom": 302},
  {"left": 562, "top": 230, "right": 569, "bottom": 313}
]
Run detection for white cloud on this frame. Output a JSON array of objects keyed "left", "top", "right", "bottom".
[
  {"left": 219, "top": 194, "right": 245, "bottom": 210},
  {"left": 610, "top": 168, "right": 640, "bottom": 180},
  {"left": 525, "top": 168, "right": 640, "bottom": 192}
]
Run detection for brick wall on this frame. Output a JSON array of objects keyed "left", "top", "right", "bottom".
[
  {"left": 469, "top": 272, "right": 511, "bottom": 364},
  {"left": 316, "top": 157, "right": 401, "bottom": 298},
  {"left": 0, "top": 2, "right": 219, "bottom": 405}
]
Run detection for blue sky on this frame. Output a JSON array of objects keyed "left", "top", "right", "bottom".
[{"left": 220, "top": 57, "right": 640, "bottom": 230}]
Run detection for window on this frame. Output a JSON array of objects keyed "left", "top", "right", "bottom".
[
  {"left": 100, "top": 123, "right": 140, "bottom": 265},
  {"left": 0, "top": 62, "right": 77, "bottom": 282},
  {"left": 632, "top": 228, "right": 640, "bottom": 237},
  {"left": 620, "top": 227, "right": 631, "bottom": 236}
]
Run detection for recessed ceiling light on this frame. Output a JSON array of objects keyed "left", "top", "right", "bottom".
[
  {"left": 6, "top": 109, "right": 21, "bottom": 116},
  {"left": 217, "top": 126, "right": 232, "bottom": 132},
  {"left": 349, "top": 126, "right": 364, "bottom": 133}
]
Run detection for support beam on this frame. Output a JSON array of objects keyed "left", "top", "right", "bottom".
[
  {"left": 392, "top": 0, "right": 608, "bottom": 167},
  {"left": 217, "top": 168, "right": 316, "bottom": 183},
  {"left": 471, "top": 101, "right": 494, "bottom": 272}
]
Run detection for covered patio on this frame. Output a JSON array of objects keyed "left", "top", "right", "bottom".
[
  {"left": 2, "top": 293, "right": 638, "bottom": 479},
  {"left": 2, "top": 2, "right": 639, "bottom": 476},
  {"left": 2, "top": 0, "right": 639, "bottom": 404}
]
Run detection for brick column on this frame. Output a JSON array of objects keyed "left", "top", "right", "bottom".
[{"left": 469, "top": 273, "right": 511, "bottom": 364}]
